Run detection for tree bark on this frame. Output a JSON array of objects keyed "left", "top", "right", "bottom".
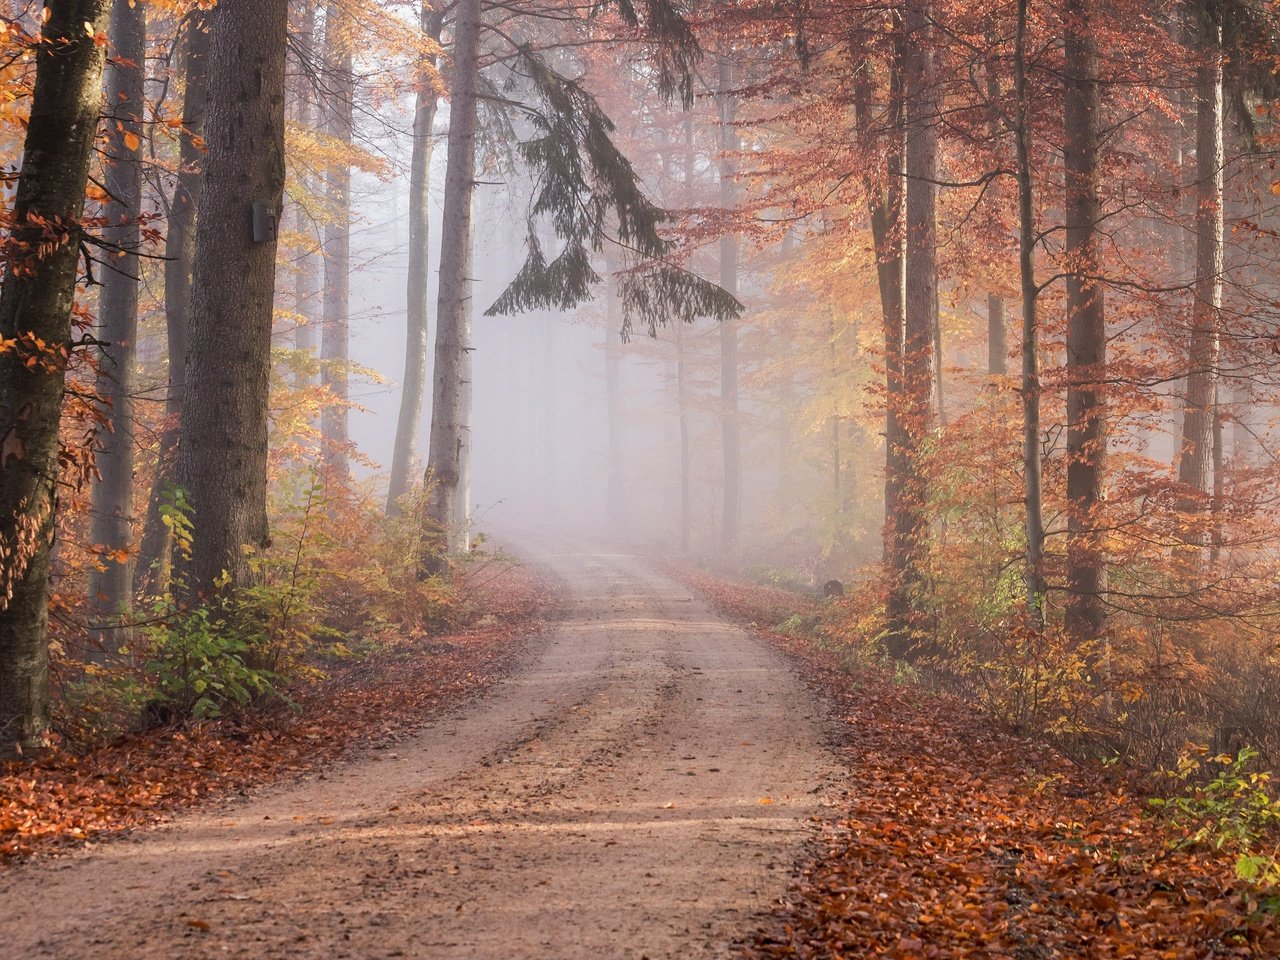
[
  {"left": 717, "top": 56, "right": 741, "bottom": 557},
  {"left": 676, "top": 115, "right": 695, "bottom": 555},
  {"left": 1063, "top": 0, "right": 1108, "bottom": 652},
  {"left": 88, "top": 0, "right": 146, "bottom": 655},
  {"left": 135, "top": 9, "right": 210, "bottom": 596},
  {"left": 986, "top": 60, "right": 1009, "bottom": 379},
  {"left": 291, "top": 0, "right": 320, "bottom": 388},
  {"left": 1176, "top": 10, "right": 1223, "bottom": 521},
  {"left": 1014, "top": 0, "right": 1045, "bottom": 627},
  {"left": 175, "top": 0, "right": 289, "bottom": 597},
  {"left": 852, "top": 25, "right": 906, "bottom": 629},
  {"left": 988, "top": 294, "right": 1008, "bottom": 377},
  {"left": 0, "top": 0, "right": 112, "bottom": 756},
  {"left": 893, "top": 0, "right": 939, "bottom": 655},
  {"left": 423, "top": 0, "right": 481, "bottom": 562},
  {"left": 605, "top": 275, "right": 624, "bottom": 536},
  {"left": 320, "top": 0, "right": 353, "bottom": 479},
  {"left": 388, "top": 5, "right": 445, "bottom": 515}
]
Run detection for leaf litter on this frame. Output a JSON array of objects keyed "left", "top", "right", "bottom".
[{"left": 667, "top": 563, "right": 1280, "bottom": 959}]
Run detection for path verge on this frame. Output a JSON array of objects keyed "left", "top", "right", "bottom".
[
  {"left": 663, "top": 561, "right": 1280, "bottom": 959},
  {"left": 0, "top": 555, "right": 559, "bottom": 864}
]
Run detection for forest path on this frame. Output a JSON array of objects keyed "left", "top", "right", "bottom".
[{"left": 0, "top": 538, "right": 837, "bottom": 959}]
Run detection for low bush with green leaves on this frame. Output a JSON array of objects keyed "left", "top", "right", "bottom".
[{"left": 1150, "top": 748, "right": 1280, "bottom": 886}]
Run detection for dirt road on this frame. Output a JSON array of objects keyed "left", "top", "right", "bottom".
[{"left": 0, "top": 543, "right": 837, "bottom": 959}]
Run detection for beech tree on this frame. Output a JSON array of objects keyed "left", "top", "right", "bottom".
[
  {"left": 422, "top": 0, "right": 481, "bottom": 559},
  {"left": 718, "top": 56, "right": 741, "bottom": 555},
  {"left": 1062, "top": 0, "right": 1108, "bottom": 654},
  {"left": 1176, "top": 2, "right": 1224, "bottom": 525},
  {"left": 422, "top": 0, "right": 741, "bottom": 560},
  {"left": 88, "top": 0, "right": 146, "bottom": 652},
  {"left": 135, "top": 8, "right": 211, "bottom": 595},
  {"left": 176, "top": 0, "right": 290, "bottom": 596},
  {"left": 0, "top": 0, "right": 112, "bottom": 756},
  {"left": 387, "top": 3, "right": 446, "bottom": 516}
]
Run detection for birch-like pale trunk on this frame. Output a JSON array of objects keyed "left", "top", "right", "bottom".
[
  {"left": 717, "top": 56, "right": 741, "bottom": 557},
  {"left": 423, "top": 0, "right": 481, "bottom": 561},
  {"left": 388, "top": 4, "right": 445, "bottom": 515}
]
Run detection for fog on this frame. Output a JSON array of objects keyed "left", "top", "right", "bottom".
[{"left": 338, "top": 105, "right": 840, "bottom": 569}]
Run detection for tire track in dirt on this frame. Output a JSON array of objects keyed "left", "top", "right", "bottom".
[{"left": 0, "top": 538, "right": 838, "bottom": 959}]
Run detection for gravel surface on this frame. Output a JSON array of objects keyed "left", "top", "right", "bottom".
[{"left": 0, "top": 540, "right": 838, "bottom": 959}]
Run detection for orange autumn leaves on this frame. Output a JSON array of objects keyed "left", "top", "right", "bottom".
[{"left": 674, "top": 566, "right": 1280, "bottom": 959}]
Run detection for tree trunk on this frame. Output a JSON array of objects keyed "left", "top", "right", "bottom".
[
  {"left": 292, "top": 0, "right": 320, "bottom": 389},
  {"left": 853, "top": 24, "right": 907, "bottom": 628},
  {"left": 1063, "top": 0, "right": 1108, "bottom": 652},
  {"left": 893, "top": 0, "right": 939, "bottom": 655},
  {"left": 985, "top": 60, "right": 1008, "bottom": 379},
  {"left": 676, "top": 115, "right": 696, "bottom": 556},
  {"left": 175, "top": 0, "right": 289, "bottom": 597},
  {"left": 88, "top": 0, "right": 146, "bottom": 655},
  {"left": 717, "top": 56, "right": 741, "bottom": 557},
  {"left": 423, "top": 0, "right": 480, "bottom": 562},
  {"left": 135, "top": 9, "right": 210, "bottom": 596},
  {"left": 1176, "top": 11, "right": 1223, "bottom": 521},
  {"left": 988, "top": 295, "right": 1008, "bottom": 377},
  {"left": 320, "top": 0, "right": 353, "bottom": 479},
  {"left": 605, "top": 279, "right": 624, "bottom": 536},
  {"left": 0, "top": 0, "right": 112, "bottom": 756},
  {"left": 454, "top": 267, "right": 474, "bottom": 551},
  {"left": 1014, "top": 0, "right": 1045, "bottom": 627},
  {"left": 388, "top": 5, "right": 445, "bottom": 515}
]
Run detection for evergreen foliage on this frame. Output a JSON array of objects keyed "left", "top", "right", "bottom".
[{"left": 485, "top": 48, "right": 742, "bottom": 338}]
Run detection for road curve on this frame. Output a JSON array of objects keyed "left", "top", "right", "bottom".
[{"left": 0, "top": 540, "right": 837, "bottom": 959}]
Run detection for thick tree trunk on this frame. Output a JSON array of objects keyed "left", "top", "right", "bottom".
[
  {"left": 853, "top": 25, "right": 907, "bottom": 628},
  {"left": 423, "top": 0, "right": 480, "bottom": 561},
  {"left": 893, "top": 0, "right": 939, "bottom": 656},
  {"left": 320, "top": 0, "right": 353, "bottom": 478},
  {"left": 1176, "top": 14, "right": 1223, "bottom": 517},
  {"left": 88, "top": 0, "right": 146, "bottom": 655},
  {"left": 1063, "top": 0, "right": 1108, "bottom": 652},
  {"left": 0, "top": 0, "right": 112, "bottom": 756},
  {"left": 135, "top": 9, "right": 210, "bottom": 596},
  {"left": 717, "top": 56, "right": 741, "bottom": 557},
  {"left": 388, "top": 6, "right": 445, "bottom": 515},
  {"left": 1014, "top": 0, "right": 1045, "bottom": 626},
  {"left": 175, "top": 0, "right": 289, "bottom": 597}
]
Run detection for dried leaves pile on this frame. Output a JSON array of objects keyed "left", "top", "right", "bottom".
[
  {"left": 0, "top": 560, "right": 557, "bottom": 864},
  {"left": 673, "top": 564, "right": 1280, "bottom": 959}
]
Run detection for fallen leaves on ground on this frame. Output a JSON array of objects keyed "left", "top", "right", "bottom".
[
  {"left": 670, "top": 563, "right": 1280, "bottom": 959},
  {"left": 0, "top": 560, "right": 558, "bottom": 865}
]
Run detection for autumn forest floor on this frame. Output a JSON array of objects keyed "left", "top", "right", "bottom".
[{"left": 1, "top": 539, "right": 1278, "bottom": 958}]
